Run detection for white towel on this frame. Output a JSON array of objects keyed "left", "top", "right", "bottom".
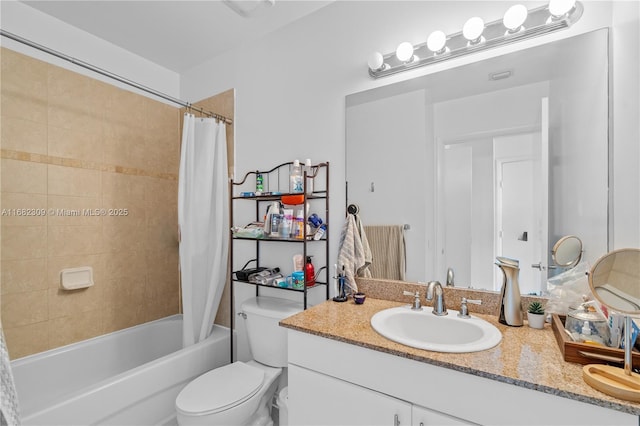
[
  {"left": 337, "top": 214, "right": 372, "bottom": 293},
  {"left": 1, "top": 328, "right": 20, "bottom": 426}
]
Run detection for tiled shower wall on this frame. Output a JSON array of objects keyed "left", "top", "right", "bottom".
[{"left": 0, "top": 48, "right": 182, "bottom": 359}]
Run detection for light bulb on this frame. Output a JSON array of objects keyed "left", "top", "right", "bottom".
[
  {"left": 427, "top": 31, "right": 447, "bottom": 53},
  {"left": 367, "top": 51, "right": 385, "bottom": 71},
  {"left": 395, "top": 42, "right": 415, "bottom": 63},
  {"left": 463, "top": 17, "right": 485, "bottom": 43},
  {"left": 503, "top": 4, "right": 528, "bottom": 32},
  {"left": 549, "top": 0, "right": 576, "bottom": 17}
]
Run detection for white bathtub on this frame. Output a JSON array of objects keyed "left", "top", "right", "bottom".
[{"left": 11, "top": 314, "right": 230, "bottom": 425}]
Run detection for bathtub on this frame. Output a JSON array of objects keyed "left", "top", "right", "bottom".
[{"left": 11, "top": 314, "right": 230, "bottom": 425}]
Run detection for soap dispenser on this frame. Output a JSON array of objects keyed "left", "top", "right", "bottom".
[{"left": 495, "top": 256, "right": 523, "bottom": 327}]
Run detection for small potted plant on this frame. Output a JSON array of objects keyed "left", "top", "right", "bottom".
[{"left": 527, "top": 301, "right": 546, "bottom": 329}]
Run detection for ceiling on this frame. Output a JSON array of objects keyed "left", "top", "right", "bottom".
[{"left": 21, "top": 0, "right": 333, "bottom": 73}]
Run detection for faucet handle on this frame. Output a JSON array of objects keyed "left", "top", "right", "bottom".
[
  {"left": 458, "top": 297, "right": 482, "bottom": 318},
  {"left": 403, "top": 290, "right": 422, "bottom": 310}
]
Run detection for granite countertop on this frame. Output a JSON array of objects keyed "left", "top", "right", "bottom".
[{"left": 280, "top": 294, "right": 640, "bottom": 416}]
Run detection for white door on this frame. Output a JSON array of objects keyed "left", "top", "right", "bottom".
[{"left": 495, "top": 98, "right": 549, "bottom": 295}]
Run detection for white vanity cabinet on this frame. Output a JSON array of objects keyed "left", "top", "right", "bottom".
[
  {"left": 288, "top": 364, "right": 472, "bottom": 426},
  {"left": 412, "top": 405, "right": 476, "bottom": 426},
  {"left": 288, "top": 364, "right": 411, "bottom": 426},
  {"left": 287, "top": 329, "right": 638, "bottom": 426}
]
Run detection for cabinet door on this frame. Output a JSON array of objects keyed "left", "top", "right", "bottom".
[
  {"left": 412, "top": 404, "right": 477, "bottom": 426},
  {"left": 289, "top": 364, "right": 411, "bottom": 426}
]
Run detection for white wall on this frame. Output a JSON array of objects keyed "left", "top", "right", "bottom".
[
  {"left": 181, "top": 1, "right": 638, "bottom": 270},
  {"left": 0, "top": 0, "right": 180, "bottom": 101}
]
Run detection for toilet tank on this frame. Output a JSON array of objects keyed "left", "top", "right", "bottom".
[{"left": 241, "top": 297, "right": 303, "bottom": 367}]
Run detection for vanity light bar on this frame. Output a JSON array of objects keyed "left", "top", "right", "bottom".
[{"left": 368, "top": 1, "right": 583, "bottom": 79}]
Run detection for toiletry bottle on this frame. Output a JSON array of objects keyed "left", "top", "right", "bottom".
[
  {"left": 293, "top": 254, "right": 304, "bottom": 272},
  {"left": 580, "top": 320, "right": 604, "bottom": 345},
  {"left": 293, "top": 210, "right": 304, "bottom": 239},
  {"left": 305, "top": 256, "right": 315, "bottom": 287},
  {"left": 313, "top": 224, "right": 326, "bottom": 241},
  {"left": 304, "top": 159, "right": 314, "bottom": 195},
  {"left": 256, "top": 173, "right": 264, "bottom": 194},
  {"left": 290, "top": 160, "right": 303, "bottom": 193}
]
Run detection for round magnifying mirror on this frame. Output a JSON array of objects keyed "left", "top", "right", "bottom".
[
  {"left": 551, "top": 235, "right": 583, "bottom": 268},
  {"left": 589, "top": 248, "right": 640, "bottom": 314}
]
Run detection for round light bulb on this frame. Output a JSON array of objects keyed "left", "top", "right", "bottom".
[
  {"left": 463, "top": 17, "right": 485, "bottom": 42},
  {"left": 395, "top": 42, "right": 414, "bottom": 63},
  {"left": 427, "top": 30, "right": 447, "bottom": 53},
  {"left": 549, "top": 0, "right": 576, "bottom": 17},
  {"left": 367, "top": 51, "right": 385, "bottom": 71},
  {"left": 503, "top": 4, "right": 528, "bottom": 31}
]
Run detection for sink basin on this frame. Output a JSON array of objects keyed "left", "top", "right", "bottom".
[{"left": 370, "top": 306, "right": 502, "bottom": 353}]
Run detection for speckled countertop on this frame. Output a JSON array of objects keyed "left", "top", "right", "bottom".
[{"left": 280, "top": 280, "right": 640, "bottom": 416}]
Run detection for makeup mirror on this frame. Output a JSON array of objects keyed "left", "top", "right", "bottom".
[
  {"left": 583, "top": 248, "right": 640, "bottom": 402},
  {"left": 551, "top": 235, "right": 583, "bottom": 269}
]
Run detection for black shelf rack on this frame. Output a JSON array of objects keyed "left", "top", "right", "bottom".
[{"left": 229, "top": 161, "right": 330, "bottom": 361}]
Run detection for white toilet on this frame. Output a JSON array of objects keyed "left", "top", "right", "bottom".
[{"left": 176, "top": 296, "right": 302, "bottom": 426}]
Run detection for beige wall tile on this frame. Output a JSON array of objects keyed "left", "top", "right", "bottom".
[
  {"left": 102, "top": 171, "right": 145, "bottom": 207},
  {"left": 48, "top": 164, "right": 101, "bottom": 198},
  {"left": 47, "top": 66, "right": 102, "bottom": 135},
  {"left": 48, "top": 225, "right": 104, "bottom": 257},
  {"left": 102, "top": 250, "right": 146, "bottom": 282},
  {"left": 1, "top": 48, "right": 48, "bottom": 123},
  {"left": 48, "top": 309, "right": 102, "bottom": 349},
  {"left": 48, "top": 125, "right": 104, "bottom": 163},
  {"left": 102, "top": 277, "right": 145, "bottom": 310},
  {"left": 47, "top": 254, "right": 104, "bottom": 289},
  {"left": 145, "top": 290, "right": 179, "bottom": 323},
  {"left": 1, "top": 115, "right": 47, "bottom": 154},
  {"left": 3, "top": 322, "right": 49, "bottom": 360},
  {"left": 0, "top": 193, "right": 47, "bottom": 227},
  {"left": 48, "top": 285, "right": 103, "bottom": 319},
  {"left": 102, "top": 303, "right": 145, "bottom": 334},
  {"left": 1, "top": 258, "right": 47, "bottom": 295},
  {"left": 145, "top": 248, "right": 179, "bottom": 300},
  {"left": 0, "top": 49, "right": 193, "bottom": 357},
  {"left": 103, "top": 123, "right": 147, "bottom": 170},
  {"left": 1, "top": 159, "right": 47, "bottom": 194},
  {"left": 1, "top": 289, "right": 48, "bottom": 328},
  {"left": 1, "top": 225, "right": 47, "bottom": 260},
  {"left": 47, "top": 195, "right": 102, "bottom": 227}
]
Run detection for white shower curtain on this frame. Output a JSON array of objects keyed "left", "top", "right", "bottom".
[{"left": 178, "top": 114, "right": 229, "bottom": 347}]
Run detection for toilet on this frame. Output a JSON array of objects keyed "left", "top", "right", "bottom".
[{"left": 176, "top": 296, "right": 302, "bottom": 426}]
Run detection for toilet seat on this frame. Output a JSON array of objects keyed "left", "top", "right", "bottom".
[{"left": 176, "top": 362, "right": 265, "bottom": 416}]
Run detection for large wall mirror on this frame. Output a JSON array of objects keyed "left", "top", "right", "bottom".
[{"left": 346, "top": 29, "right": 609, "bottom": 295}]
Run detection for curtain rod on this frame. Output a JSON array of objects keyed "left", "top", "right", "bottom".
[{"left": 0, "top": 30, "right": 233, "bottom": 125}]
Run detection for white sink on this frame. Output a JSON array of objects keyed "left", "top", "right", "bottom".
[{"left": 370, "top": 306, "right": 502, "bottom": 353}]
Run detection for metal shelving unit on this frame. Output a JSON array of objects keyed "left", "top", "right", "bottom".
[{"left": 229, "top": 161, "right": 330, "bottom": 361}]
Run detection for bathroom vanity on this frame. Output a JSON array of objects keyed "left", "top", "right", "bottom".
[{"left": 281, "top": 297, "right": 640, "bottom": 426}]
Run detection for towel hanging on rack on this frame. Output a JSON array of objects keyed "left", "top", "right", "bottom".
[
  {"left": 337, "top": 212, "right": 372, "bottom": 293},
  {"left": 364, "top": 225, "right": 406, "bottom": 281}
]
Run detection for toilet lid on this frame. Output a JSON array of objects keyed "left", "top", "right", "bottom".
[{"left": 176, "top": 362, "right": 265, "bottom": 416}]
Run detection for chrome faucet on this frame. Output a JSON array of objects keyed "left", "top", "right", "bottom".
[
  {"left": 426, "top": 281, "right": 447, "bottom": 316},
  {"left": 403, "top": 290, "right": 422, "bottom": 310}
]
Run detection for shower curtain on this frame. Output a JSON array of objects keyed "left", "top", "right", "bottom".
[{"left": 178, "top": 114, "right": 229, "bottom": 347}]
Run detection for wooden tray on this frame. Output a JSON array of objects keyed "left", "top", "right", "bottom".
[{"left": 551, "top": 313, "right": 640, "bottom": 366}]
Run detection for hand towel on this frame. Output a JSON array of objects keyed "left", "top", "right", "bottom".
[
  {"left": 337, "top": 214, "right": 372, "bottom": 293},
  {"left": 364, "top": 225, "right": 406, "bottom": 281}
]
